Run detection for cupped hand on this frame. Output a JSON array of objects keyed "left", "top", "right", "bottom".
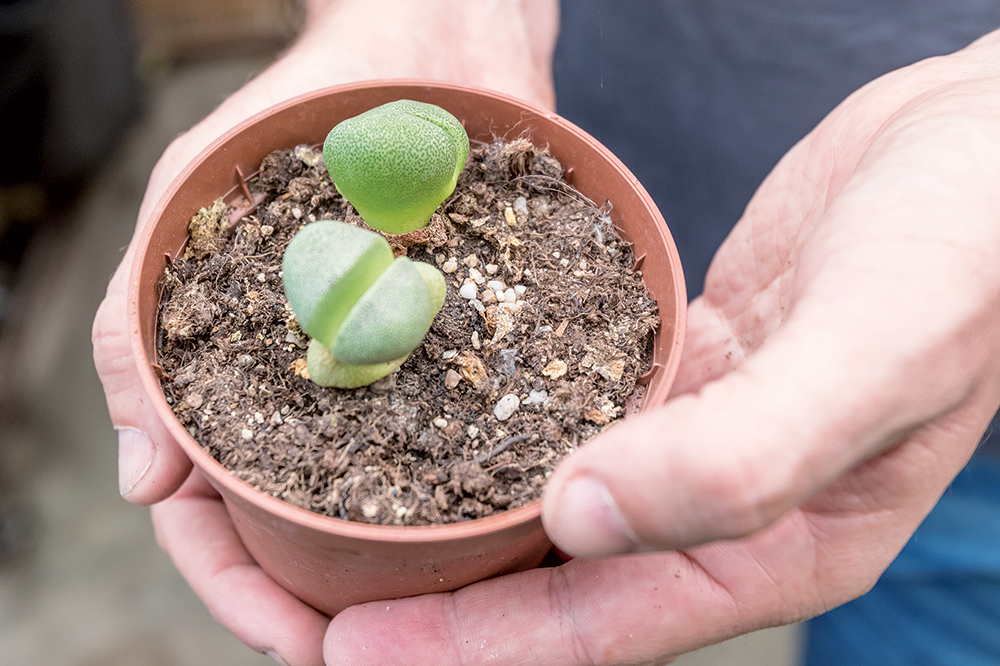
[
  {"left": 90, "top": 1, "right": 558, "bottom": 663},
  {"left": 320, "top": 31, "right": 1000, "bottom": 666}
]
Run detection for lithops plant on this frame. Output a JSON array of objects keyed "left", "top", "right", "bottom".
[
  {"left": 282, "top": 220, "right": 446, "bottom": 388},
  {"left": 323, "top": 99, "right": 469, "bottom": 234}
]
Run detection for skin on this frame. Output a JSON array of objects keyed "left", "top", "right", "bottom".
[{"left": 93, "top": 2, "right": 1000, "bottom": 665}]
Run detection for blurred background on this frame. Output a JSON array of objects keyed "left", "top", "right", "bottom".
[{"left": 0, "top": 1, "right": 799, "bottom": 663}]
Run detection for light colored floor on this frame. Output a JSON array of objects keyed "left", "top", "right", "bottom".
[{"left": 0, "top": 56, "right": 801, "bottom": 666}]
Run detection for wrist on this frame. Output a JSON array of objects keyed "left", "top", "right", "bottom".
[{"left": 294, "top": 0, "right": 558, "bottom": 109}]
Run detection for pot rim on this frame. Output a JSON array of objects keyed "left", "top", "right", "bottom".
[{"left": 127, "top": 79, "right": 686, "bottom": 543}]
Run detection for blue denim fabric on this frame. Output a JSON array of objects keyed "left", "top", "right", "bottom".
[{"left": 804, "top": 456, "right": 1000, "bottom": 665}]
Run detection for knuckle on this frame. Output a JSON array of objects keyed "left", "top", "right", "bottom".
[
  {"left": 696, "top": 453, "right": 793, "bottom": 539},
  {"left": 91, "top": 314, "right": 134, "bottom": 381},
  {"left": 547, "top": 567, "right": 598, "bottom": 666}
]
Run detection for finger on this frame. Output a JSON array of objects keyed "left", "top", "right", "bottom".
[
  {"left": 93, "top": 254, "right": 193, "bottom": 504},
  {"left": 151, "top": 469, "right": 329, "bottom": 666},
  {"left": 324, "top": 554, "right": 704, "bottom": 666},
  {"left": 541, "top": 281, "right": 998, "bottom": 557},
  {"left": 324, "top": 515, "right": 820, "bottom": 666}
]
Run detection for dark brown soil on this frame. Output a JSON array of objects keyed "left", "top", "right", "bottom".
[{"left": 156, "top": 137, "right": 659, "bottom": 526}]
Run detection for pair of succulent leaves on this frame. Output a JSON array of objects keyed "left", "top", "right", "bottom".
[{"left": 281, "top": 99, "right": 469, "bottom": 387}]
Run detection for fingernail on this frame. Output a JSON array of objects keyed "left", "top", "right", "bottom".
[
  {"left": 117, "top": 427, "right": 154, "bottom": 498},
  {"left": 548, "top": 476, "right": 638, "bottom": 557},
  {"left": 266, "top": 650, "right": 290, "bottom": 666}
]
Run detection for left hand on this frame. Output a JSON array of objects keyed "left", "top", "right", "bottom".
[
  {"left": 318, "top": 30, "right": 1000, "bottom": 666},
  {"left": 93, "top": 2, "right": 559, "bottom": 663}
]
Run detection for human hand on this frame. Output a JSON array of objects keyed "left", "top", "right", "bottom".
[
  {"left": 91, "top": 1, "right": 557, "bottom": 663},
  {"left": 317, "top": 30, "right": 1000, "bottom": 665}
]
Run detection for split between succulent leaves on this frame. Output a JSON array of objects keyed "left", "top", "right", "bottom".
[{"left": 282, "top": 100, "right": 468, "bottom": 388}]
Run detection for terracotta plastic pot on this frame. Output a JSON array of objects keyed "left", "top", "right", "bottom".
[{"left": 129, "top": 81, "right": 687, "bottom": 617}]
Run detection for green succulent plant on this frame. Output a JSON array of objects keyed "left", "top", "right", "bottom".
[
  {"left": 282, "top": 220, "right": 446, "bottom": 388},
  {"left": 323, "top": 99, "right": 469, "bottom": 235}
]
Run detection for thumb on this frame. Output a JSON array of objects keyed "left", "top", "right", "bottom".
[
  {"left": 93, "top": 251, "right": 192, "bottom": 504},
  {"left": 540, "top": 341, "right": 837, "bottom": 556}
]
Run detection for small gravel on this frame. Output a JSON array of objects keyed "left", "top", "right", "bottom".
[
  {"left": 459, "top": 282, "right": 478, "bottom": 300},
  {"left": 493, "top": 394, "right": 521, "bottom": 421}
]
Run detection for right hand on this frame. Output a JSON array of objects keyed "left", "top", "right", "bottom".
[{"left": 322, "top": 26, "right": 1000, "bottom": 666}]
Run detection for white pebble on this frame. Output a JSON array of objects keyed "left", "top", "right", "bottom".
[
  {"left": 471, "top": 331, "right": 481, "bottom": 349},
  {"left": 241, "top": 429, "right": 253, "bottom": 440},
  {"left": 502, "top": 288, "right": 518, "bottom": 303},
  {"left": 442, "top": 258, "right": 458, "bottom": 273},
  {"left": 254, "top": 412, "right": 264, "bottom": 424},
  {"left": 487, "top": 280, "right": 505, "bottom": 293},
  {"left": 493, "top": 394, "right": 521, "bottom": 421},
  {"left": 467, "top": 425, "right": 480, "bottom": 439},
  {"left": 552, "top": 251, "right": 561, "bottom": 259},
  {"left": 560, "top": 258, "right": 570, "bottom": 267},
  {"left": 361, "top": 503, "right": 379, "bottom": 518},
  {"left": 469, "top": 268, "right": 485, "bottom": 284},
  {"left": 292, "top": 207, "right": 302, "bottom": 219},
  {"left": 433, "top": 417, "right": 448, "bottom": 429},
  {"left": 513, "top": 196, "right": 529, "bottom": 215},
  {"left": 470, "top": 299, "right": 486, "bottom": 313},
  {"left": 485, "top": 264, "right": 499, "bottom": 275},
  {"left": 463, "top": 254, "right": 479, "bottom": 268},
  {"left": 442, "top": 349, "right": 459, "bottom": 359},
  {"left": 514, "top": 284, "right": 527, "bottom": 297},
  {"left": 459, "top": 282, "right": 478, "bottom": 300},
  {"left": 523, "top": 390, "right": 549, "bottom": 405},
  {"left": 270, "top": 412, "right": 283, "bottom": 426},
  {"left": 256, "top": 273, "right": 266, "bottom": 283}
]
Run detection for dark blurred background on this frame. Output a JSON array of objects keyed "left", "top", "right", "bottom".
[
  {"left": 0, "top": 2, "right": 799, "bottom": 663},
  {"left": 0, "top": 0, "right": 299, "bottom": 329}
]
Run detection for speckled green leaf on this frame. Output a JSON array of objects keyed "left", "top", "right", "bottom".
[{"left": 324, "top": 99, "right": 470, "bottom": 235}]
